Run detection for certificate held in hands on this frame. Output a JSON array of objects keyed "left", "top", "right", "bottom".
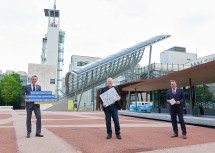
[
  {"left": 169, "top": 98, "right": 176, "bottom": 105},
  {"left": 100, "top": 87, "right": 120, "bottom": 106}
]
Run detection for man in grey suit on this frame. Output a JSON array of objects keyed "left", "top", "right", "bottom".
[{"left": 21, "top": 75, "right": 44, "bottom": 138}]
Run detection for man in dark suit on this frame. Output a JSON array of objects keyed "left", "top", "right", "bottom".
[
  {"left": 20, "top": 75, "right": 44, "bottom": 138},
  {"left": 99, "top": 77, "right": 121, "bottom": 139},
  {"left": 166, "top": 80, "right": 187, "bottom": 139}
]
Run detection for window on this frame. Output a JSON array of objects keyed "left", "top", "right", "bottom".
[
  {"left": 77, "top": 61, "right": 89, "bottom": 66},
  {"left": 50, "top": 79, "right": 55, "bottom": 84}
]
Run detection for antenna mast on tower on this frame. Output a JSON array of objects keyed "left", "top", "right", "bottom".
[
  {"left": 53, "top": 0, "right": 56, "bottom": 25},
  {"left": 44, "top": 0, "right": 60, "bottom": 27}
]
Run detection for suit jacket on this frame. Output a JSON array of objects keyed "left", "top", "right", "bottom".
[
  {"left": 20, "top": 84, "right": 41, "bottom": 102},
  {"left": 99, "top": 86, "right": 121, "bottom": 110},
  {"left": 166, "top": 88, "right": 185, "bottom": 110}
]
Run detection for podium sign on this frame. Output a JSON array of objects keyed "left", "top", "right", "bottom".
[{"left": 26, "top": 91, "right": 59, "bottom": 104}]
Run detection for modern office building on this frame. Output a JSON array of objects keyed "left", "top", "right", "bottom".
[
  {"left": 47, "top": 35, "right": 171, "bottom": 111},
  {"left": 120, "top": 47, "right": 215, "bottom": 116},
  {"left": 69, "top": 55, "right": 101, "bottom": 72},
  {"left": 121, "top": 47, "right": 215, "bottom": 108},
  {"left": 0, "top": 70, "right": 28, "bottom": 86},
  {"left": 28, "top": 63, "right": 56, "bottom": 110},
  {"left": 45, "top": 34, "right": 215, "bottom": 116},
  {"left": 66, "top": 55, "right": 101, "bottom": 109},
  {"left": 40, "top": 1, "right": 65, "bottom": 97},
  {"left": 160, "top": 46, "right": 197, "bottom": 64},
  {"left": 17, "top": 71, "right": 28, "bottom": 86},
  {"left": 6, "top": 70, "right": 15, "bottom": 74},
  {"left": 28, "top": 63, "right": 56, "bottom": 96},
  {"left": 122, "top": 60, "right": 215, "bottom": 116},
  {"left": 186, "top": 53, "right": 215, "bottom": 67}
]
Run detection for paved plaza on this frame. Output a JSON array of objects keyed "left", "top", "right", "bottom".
[{"left": 0, "top": 110, "right": 215, "bottom": 153}]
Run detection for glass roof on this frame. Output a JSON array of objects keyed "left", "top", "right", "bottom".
[{"left": 73, "top": 35, "right": 170, "bottom": 75}]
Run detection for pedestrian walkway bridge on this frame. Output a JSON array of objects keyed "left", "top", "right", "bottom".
[
  {"left": 47, "top": 35, "right": 170, "bottom": 111},
  {"left": 65, "top": 35, "right": 170, "bottom": 97}
]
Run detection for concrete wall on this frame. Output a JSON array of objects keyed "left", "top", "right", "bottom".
[
  {"left": 28, "top": 63, "right": 56, "bottom": 95},
  {"left": 46, "top": 27, "right": 59, "bottom": 67},
  {"left": 160, "top": 50, "right": 197, "bottom": 64},
  {"left": 69, "top": 55, "right": 101, "bottom": 71},
  {"left": 45, "top": 96, "right": 70, "bottom": 111}
]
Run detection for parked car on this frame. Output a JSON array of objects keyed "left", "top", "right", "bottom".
[{"left": 130, "top": 101, "right": 153, "bottom": 111}]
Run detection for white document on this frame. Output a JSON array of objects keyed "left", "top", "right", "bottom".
[
  {"left": 169, "top": 98, "right": 176, "bottom": 105},
  {"left": 100, "top": 87, "right": 120, "bottom": 106}
]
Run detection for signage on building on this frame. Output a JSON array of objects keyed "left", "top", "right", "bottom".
[{"left": 188, "top": 54, "right": 215, "bottom": 67}]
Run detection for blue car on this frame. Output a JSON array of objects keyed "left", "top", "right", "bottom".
[{"left": 130, "top": 101, "right": 153, "bottom": 111}]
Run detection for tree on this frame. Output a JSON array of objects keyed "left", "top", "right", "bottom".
[
  {"left": 0, "top": 79, "right": 4, "bottom": 105},
  {"left": 195, "top": 84, "right": 213, "bottom": 108},
  {"left": 0, "top": 73, "right": 23, "bottom": 106}
]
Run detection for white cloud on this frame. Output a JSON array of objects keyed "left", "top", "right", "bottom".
[{"left": 0, "top": 0, "right": 215, "bottom": 75}]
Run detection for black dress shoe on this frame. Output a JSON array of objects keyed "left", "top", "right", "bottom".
[
  {"left": 26, "top": 133, "right": 30, "bottom": 138},
  {"left": 182, "top": 135, "right": 187, "bottom": 139},
  {"left": 35, "top": 133, "right": 44, "bottom": 137},
  {"left": 116, "top": 135, "right": 122, "bottom": 139},
  {"left": 171, "top": 133, "right": 178, "bottom": 137},
  {"left": 106, "top": 135, "right": 112, "bottom": 139}
]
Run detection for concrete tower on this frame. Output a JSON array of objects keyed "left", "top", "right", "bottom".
[{"left": 41, "top": 0, "right": 65, "bottom": 97}]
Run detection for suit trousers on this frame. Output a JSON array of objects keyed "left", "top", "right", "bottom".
[
  {"left": 104, "top": 104, "right": 120, "bottom": 136},
  {"left": 170, "top": 106, "right": 187, "bottom": 135},
  {"left": 26, "top": 103, "right": 41, "bottom": 134}
]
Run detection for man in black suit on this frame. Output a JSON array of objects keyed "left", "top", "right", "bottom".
[
  {"left": 99, "top": 78, "right": 121, "bottom": 139},
  {"left": 166, "top": 80, "right": 187, "bottom": 139},
  {"left": 20, "top": 75, "right": 44, "bottom": 138}
]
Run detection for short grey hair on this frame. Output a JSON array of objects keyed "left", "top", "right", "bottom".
[{"left": 107, "top": 77, "right": 113, "bottom": 82}]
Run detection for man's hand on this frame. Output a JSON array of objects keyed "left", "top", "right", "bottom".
[
  {"left": 117, "top": 96, "right": 121, "bottom": 101},
  {"left": 103, "top": 104, "right": 107, "bottom": 108},
  {"left": 176, "top": 101, "right": 180, "bottom": 104},
  {"left": 25, "top": 99, "right": 30, "bottom": 103}
]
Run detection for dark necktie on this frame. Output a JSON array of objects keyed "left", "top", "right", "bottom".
[{"left": 33, "top": 85, "right": 36, "bottom": 91}]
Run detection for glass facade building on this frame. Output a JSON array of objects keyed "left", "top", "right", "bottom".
[
  {"left": 64, "top": 35, "right": 170, "bottom": 110},
  {"left": 124, "top": 61, "right": 215, "bottom": 116}
]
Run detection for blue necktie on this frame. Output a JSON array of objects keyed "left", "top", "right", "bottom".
[{"left": 33, "top": 85, "right": 35, "bottom": 91}]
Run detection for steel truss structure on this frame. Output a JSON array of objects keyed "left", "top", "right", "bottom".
[{"left": 64, "top": 35, "right": 170, "bottom": 110}]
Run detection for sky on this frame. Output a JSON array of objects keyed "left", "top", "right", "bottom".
[{"left": 0, "top": 0, "right": 215, "bottom": 76}]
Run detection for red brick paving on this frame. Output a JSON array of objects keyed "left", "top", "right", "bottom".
[
  {"left": 2, "top": 111, "right": 215, "bottom": 153},
  {"left": 47, "top": 126, "right": 215, "bottom": 153},
  {"left": 44, "top": 113, "right": 215, "bottom": 153},
  {"left": 0, "top": 114, "right": 12, "bottom": 119},
  {"left": 41, "top": 119, "right": 155, "bottom": 126},
  {"left": 41, "top": 119, "right": 103, "bottom": 125},
  {"left": 0, "top": 128, "right": 18, "bottom": 153},
  {"left": 43, "top": 114, "right": 86, "bottom": 119}
]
